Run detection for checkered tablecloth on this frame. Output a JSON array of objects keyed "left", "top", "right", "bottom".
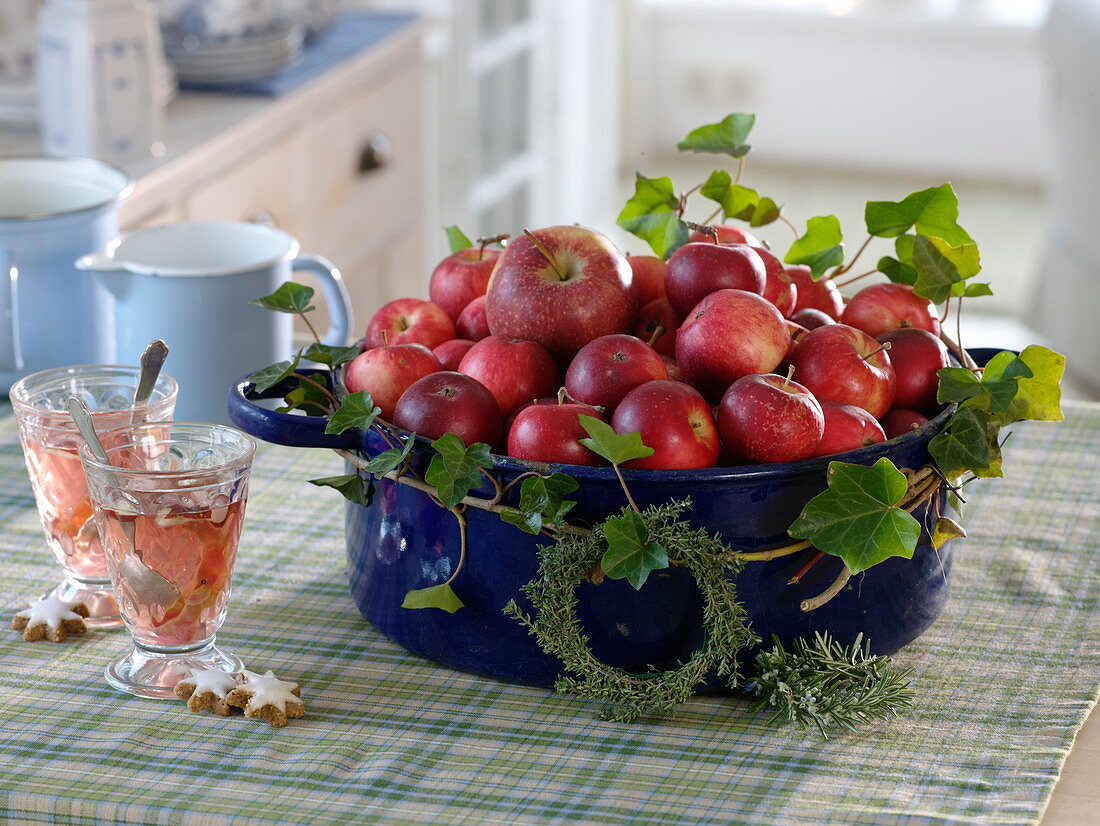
[{"left": 1, "top": 402, "right": 1097, "bottom": 825}]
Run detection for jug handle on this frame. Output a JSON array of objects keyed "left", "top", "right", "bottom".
[
  {"left": 291, "top": 255, "right": 354, "bottom": 346},
  {"left": 0, "top": 251, "right": 23, "bottom": 372}
]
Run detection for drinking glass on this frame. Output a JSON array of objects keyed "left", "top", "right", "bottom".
[
  {"left": 10, "top": 365, "right": 178, "bottom": 627},
  {"left": 80, "top": 421, "right": 255, "bottom": 698}
]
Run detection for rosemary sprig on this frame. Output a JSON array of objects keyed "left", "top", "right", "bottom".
[{"left": 748, "top": 631, "right": 914, "bottom": 739}]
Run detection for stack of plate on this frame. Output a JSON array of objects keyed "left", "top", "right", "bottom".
[{"left": 162, "top": 23, "right": 304, "bottom": 85}]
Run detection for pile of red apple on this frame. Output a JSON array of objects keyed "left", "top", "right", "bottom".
[{"left": 344, "top": 224, "right": 951, "bottom": 469}]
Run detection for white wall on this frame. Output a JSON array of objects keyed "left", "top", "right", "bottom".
[{"left": 624, "top": 0, "right": 1049, "bottom": 181}]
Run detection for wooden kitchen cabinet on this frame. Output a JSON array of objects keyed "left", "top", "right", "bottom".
[{"left": 104, "top": 17, "right": 429, "bottom": 341}]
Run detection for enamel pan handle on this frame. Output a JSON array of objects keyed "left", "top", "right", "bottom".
[{"left": 228, "top": 368, "right": 358, "bottom": 450}]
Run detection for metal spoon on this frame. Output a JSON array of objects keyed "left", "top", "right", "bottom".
[
  {"left": 134, "top": 339, "right": 169, "bottom": 406},
  {"left": 66, "top": 396, "right": 180, "bottom": 609}
]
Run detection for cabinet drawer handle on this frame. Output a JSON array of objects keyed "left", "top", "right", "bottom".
[{"left": 358, "top": 131, "right": 393, "bottom": 175}]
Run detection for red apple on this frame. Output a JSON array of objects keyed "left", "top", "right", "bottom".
[
  {"left": 752, "top": 246, "right": 798, "bottom": 317},
  {"left": 485, "top": 225, "right": 636, "bottom": 361},
  {"left": 393, "top": 371, "right": 502, "bottom": 447},
  {"left": 786, "top": 265, "right": 844, "bottom": 319},
  {"left": 457, "top": 336, "right": 560, "bottom": 417},
  {"left": 564, "top": 334, "right": 669, "bottom": 412},
  {"left": 456, "top": 295, "right": 491, "bottom": 341},
  {"left": 664, "top": 242, "right": 766, "bottom": 317},
  {"left": 784, "top": 321, "right": 809, "bottom": 361},
  {"left": 661, "top": 355, "right": 683, "bottom": 382},
  {"left": 875, "top": 328, "right": 949, "bottom": 413},
  {"left": 789, "top": 308, "right": 836, "bottom": 330},
  {"left": 611, "top": 380, "right": 719, "bottom": 469},
  {"left": 428, "top": 247, "right": 502, "bottom": 321},
  {"left": 880, "top": 408, "right": 930, "bottom": 439},
  {"left": 627, "top": 254, "right": 667, "bottom": 307},
  {"left": 344, "top": 343, "right": 442, "bottom": 421},
  {"left": 841, "top": 282, "right": 941, "bottom": 337},
  {"left": 689, "top": 224, "right": 761, "bottom": 246},
  {"left": 718, "top": 373, "right": 825, "bottom": 464},
  {"left": 507, "top": 402, "right": 605, "bottom": 466},
  {"left": 633, "top": 297, "right": 682, "bottom": 358},
  {"left": 433, "top": 338, "right": 477, "bottom": 371},
  {"left": 366, "top": 297, "right": 456, "bottom": 350},
  {"left": 675, "top": 289, "right": 789, "bottom": 401},
  {"left": 812, "top": 401, "right": 887, "bottom": 457},
  {"left": 787, "top": 324, "right": 897, "bottom": 418}
]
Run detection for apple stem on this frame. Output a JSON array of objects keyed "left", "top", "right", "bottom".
[
  {"left": 523, "top": 228, "right": 567, "bottom": 280},
  {"left": 862, "top": 341, "right": 891, "bottom": 362},
  {"left": 557, "top": 386, "right": 568, "bottom": 405},
  {"left": 782, "top": 364, "right": 795, "bottom": 389},
  {"left": 646, "top": 324, "right": 666, "bottom": 349},
  {"left": 380, "top": 329, "right": 390, "bottom": 347},
  {"left": 684, "top": 221, "right": 719, "bottom": 243},
  {"left": 476, "top": 233, "right": 510, "bottom": 261},
  {"left": 831, "top": 234, "right": 873, "bottom": 279},
  {"left": 787, "top": 549, "right": 825, "bottom": 585}
]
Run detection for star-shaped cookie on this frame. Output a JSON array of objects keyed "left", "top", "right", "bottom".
[
  {"left": 175, "top": 669, "right": 239, "bottom": 716},
  {"left": 11, "top": 595, "right": 89, "bottom": 642},
  {"left": 225, "top": 670, "right": 305, "bottom": 727}
]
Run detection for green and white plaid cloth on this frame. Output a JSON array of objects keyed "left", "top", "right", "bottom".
[{"left": 0, "top": 402, "right": 1097, "bottom": 825}]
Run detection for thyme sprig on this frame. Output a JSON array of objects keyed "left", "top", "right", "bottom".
[
  {"left": 505, "top": 499, "right": 758, "bottom": 723},
  {"left": 748, "top": 631, "right": 914, "bottom": 739}
]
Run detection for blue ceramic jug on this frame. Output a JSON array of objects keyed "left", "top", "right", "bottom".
[
  {"left": 0, "top": 156, "right": 132, "bottom": 393},
  {"left": 77, "top": 221, "right": 353, "bottom": 424}
]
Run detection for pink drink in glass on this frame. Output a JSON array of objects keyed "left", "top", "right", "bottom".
[
  {"left": 97, "top": 498, "right": 246, "bottom": 648},
  {"left": 11, "top": 366, "right": 178, "bottom": 627},
  {"left": 81, "top": 421, "right": 255, "bottom": 698}
]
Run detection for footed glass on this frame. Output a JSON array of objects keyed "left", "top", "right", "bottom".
[
  {"left": 10, "top": 365, "right": 178, "bottom": 627},
  {"left": 80, "top": 422, "right": 255, "bottom": 698}
]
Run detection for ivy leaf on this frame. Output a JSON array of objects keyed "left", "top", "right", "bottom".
[
  {"left": 601, "top": 510, "right": 669, "bottom": 590},
  {"left": 361, "top": 434, "right": 416, "bottom": 478},
  {"left": 911, "top": 235, "right": 963, "bottom": 304},
  {"left": 878, "top": 255, "right": 918, "bottom": 286},
  {"left": 788, "top": 457, "right": 921, "bottom": 574},
  {"left": 931, "top": 516, "right": 967, "bottom": 550},
  {"left": 251, "top": 282, "right": 315, "bottom": 314},
  {"left": 936, "top": 367, "right": 984, "bottom": 405},
  {"left": 784, "top": 216, "right": 844, "bottom": 280},
  {"left": 325, "top": 391, "right": 381, "bottom": 435},
  {"left": 1004, "top": 345, "right": 1065, "bottom": 423},
  {"left": 676, "top": 112, "right": 755, "bottom": 157},
  {"left": 928, "top": 407, "right": 999, "bottom": 479},
  {"left": 976, "top": 352, "right": 1034, "bottom": 413},
  {"left": 425, "top": 433, "right": 493, "bottom": 509},
  {"left": 278, "top": 376, "right": 332, "bottom": 415},
  {"left": 865, "top": 184, "right": 974, "bottom": 246},
  {"left": 616, "top": 173, "right": 689, "bottom": 259},
  {"left": 249, "top": 351, "right": 302, "bottom": 394},
  {"left": 500, "top": 472, "right": 579, "bottom": 535},
  {"left": 749, "top": 196, "right": 781, "bottom": 227},
  {"left": 309, "top": 474, "right": 367, "bottom": 506},
  {"left": 959, "top": 281, "right": 993, "bottom": 298},
  {"left": 578, "top": 414, "right": 654, "bottom": 466},
  {"left": 303, "top": 342, "right": 361, "bottom": 368},
  {"left": 700, "top": 170, "right": 758, "bottom": 220},
  {"left": 401, "top": 583, "right": 464, "bottom": 613},
  {"left": 444, "top": 225, "right": 473, "bottom": 253}
]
